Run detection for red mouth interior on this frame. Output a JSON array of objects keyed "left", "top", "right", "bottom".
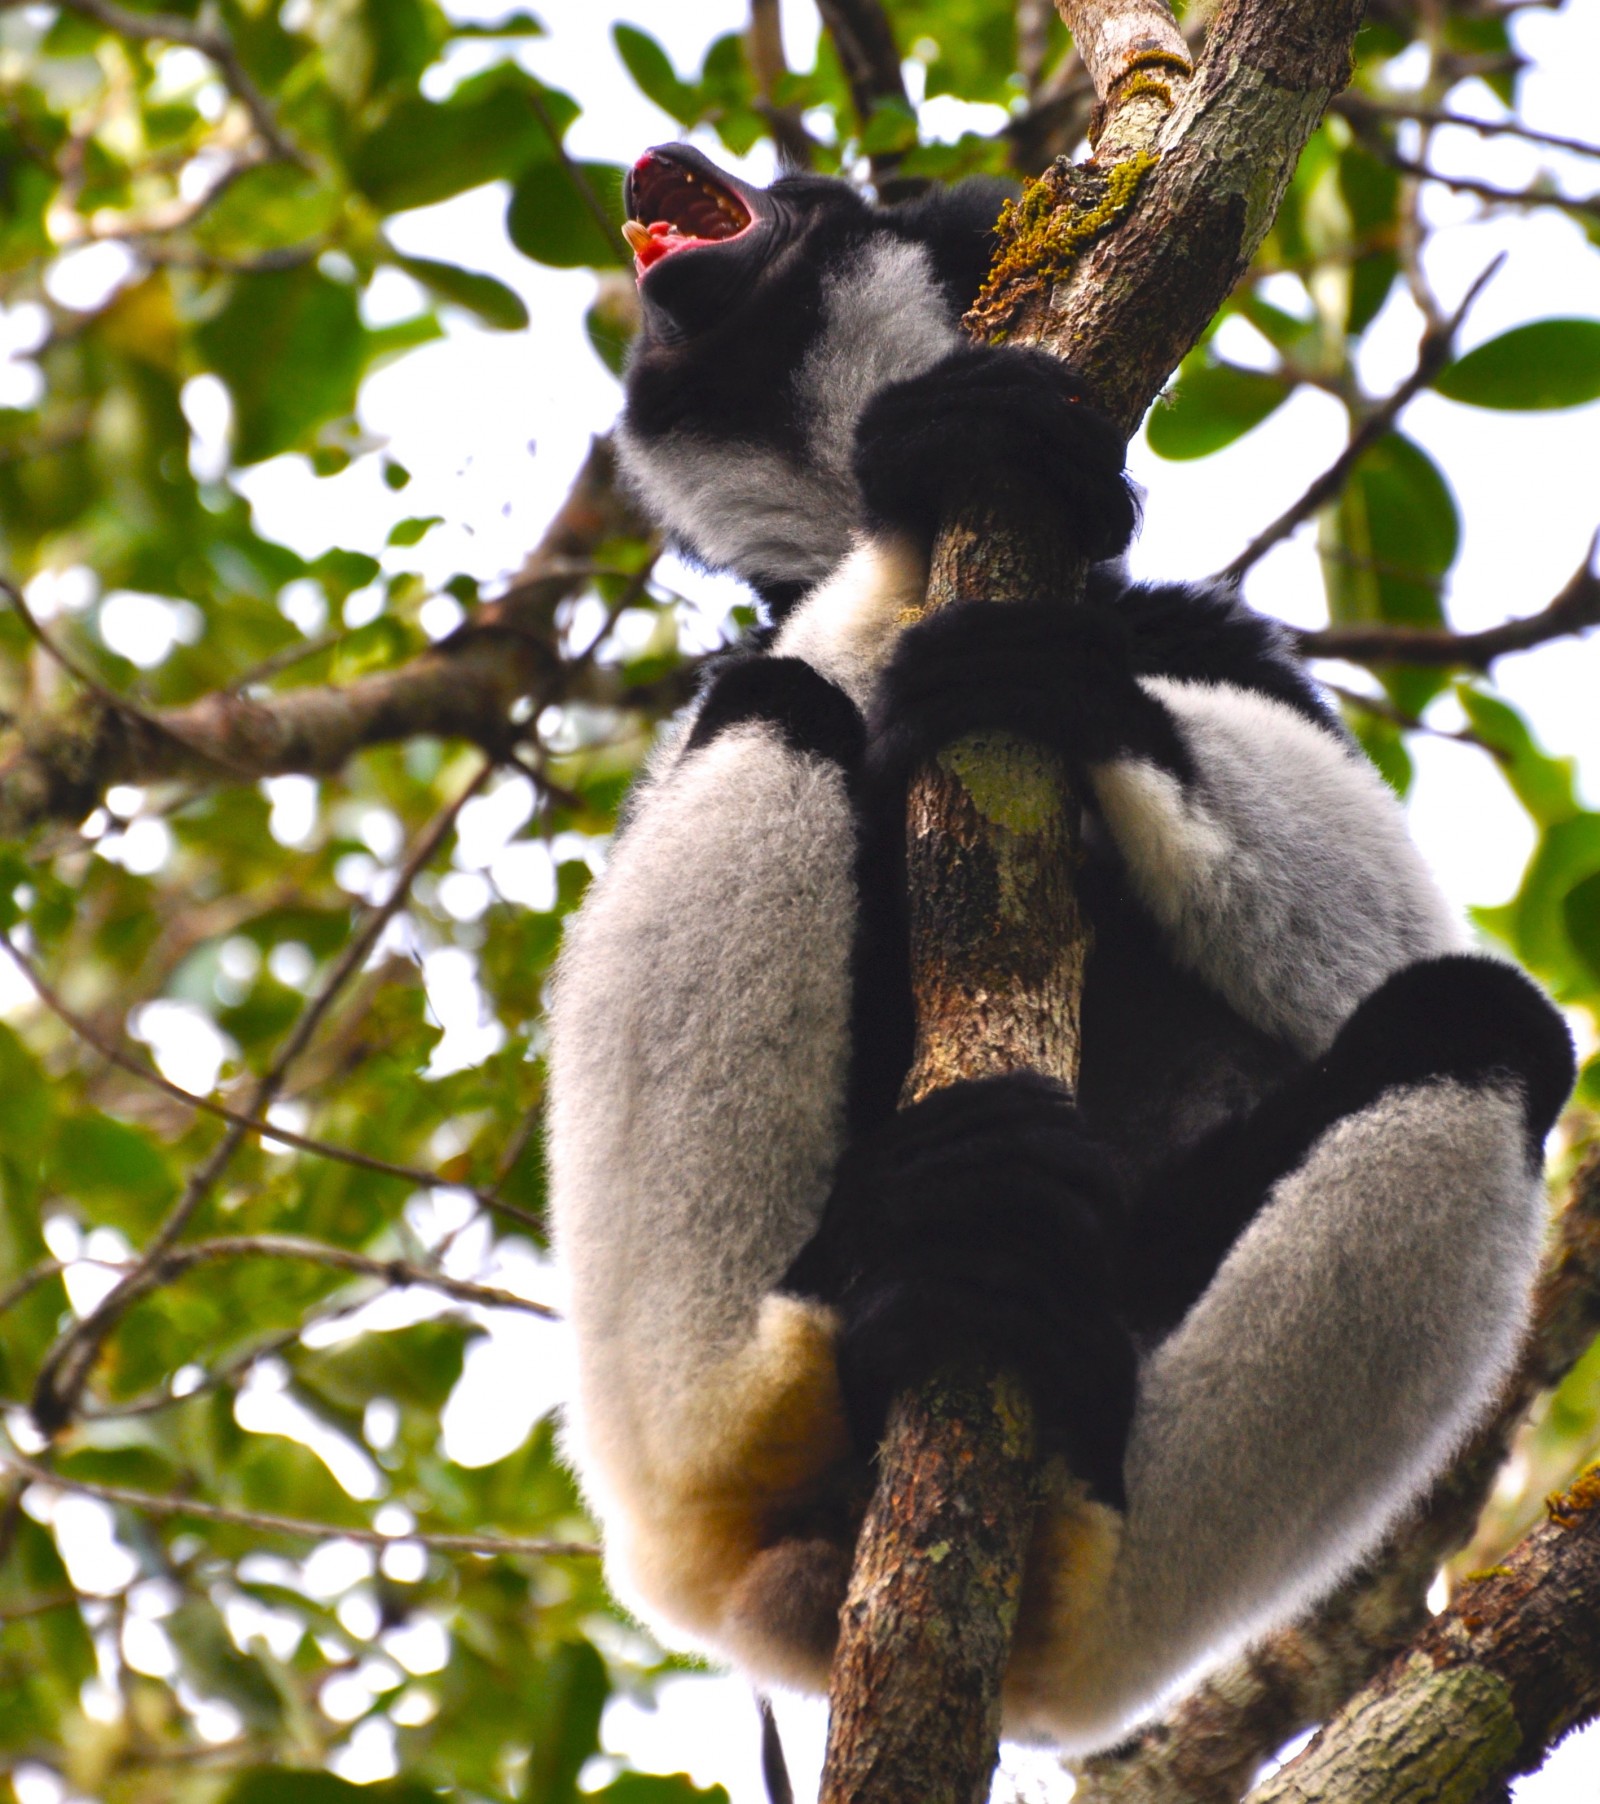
[{"left": 625, "top": 157, "right": 753, "bottom": 275}]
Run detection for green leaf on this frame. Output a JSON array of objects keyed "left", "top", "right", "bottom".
[
  {"left": 293, "top": 1319, "right": 480, "bottom": 1414},
  {"left": 387, "top": 514, "right": 443, "bottom": 547},
  {"left": 1457, "top": 687, "right": 1581, "bottom": 827},
  {"left": 1564, "top": 867, "right": 1600, "bottom": 988},
  {"left": 1147, "top": 361, "right": 1291, "bottom": 460},
  {"left": 394, "top": 254, "right": 530, "bottom": 330},
  {"left": 196, "top": 267, "right": 365, "bottom": 464},
  {"left": 524, "top": 1639, "right": 610, "bottom": 1804},
  {"left": 595, "top": 1777, "right": 731, "bottom": 1804},
  {"left": 1320, "top": 431, "right": 1458, "bottom": 715},
  {"left": 1435, "top": 319, "right": 1600, "bottom": 410},
  {"left": 507, "top": 160, "right": 627, "bottom": 270},
  {"left": 49, "top": 1112, "right": 178, "bottom": 1234},
  {"left": 613, "top": 25, "right": 700, "bottom": 125},
  {"left": 0, "top": 1020, "right": 52, "bottom": 1157},
  {"left": 349, "top": 66, "right": 577, "bottom": 214}
]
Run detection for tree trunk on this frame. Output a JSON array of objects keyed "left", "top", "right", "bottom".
[{"left": 819, "top": 1, "right": 1366, "bottom": 1797}]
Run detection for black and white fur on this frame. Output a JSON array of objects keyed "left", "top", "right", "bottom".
[{"left": 548, "top": 146, "right": 1574, "bottom": 1749}]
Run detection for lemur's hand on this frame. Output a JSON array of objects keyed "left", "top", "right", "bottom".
[
  {"left": 853, "top": 346, "right": 1138, "bottom": 561},
  {"left": 865, "top": 595, "right": 1190, "bottom": 792},
  {"left": 784, "top": 1072, "right": 1137, "bottom": 1507}
]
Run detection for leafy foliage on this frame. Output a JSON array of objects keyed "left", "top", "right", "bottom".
[{"left": 0, "top": 1, "right": 1595, "bottom": 1800}]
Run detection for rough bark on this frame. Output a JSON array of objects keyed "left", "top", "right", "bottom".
[
  {"left": 1073, "top": 1146, "right": 1600, "bottom": 1804},
  {"left": 1250, "top": 1463, "right": 1600, "bottom": 1804},
  {"left": 819, "top": 2, "right": 1366, "bottom": 1799}
]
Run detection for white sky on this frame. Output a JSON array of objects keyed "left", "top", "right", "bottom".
[{"left": 6, "top": 1, "right": 1600, "bottom": 1799}]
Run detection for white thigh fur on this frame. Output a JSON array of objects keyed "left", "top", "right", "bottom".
[
  {"left": 548, "top": 722, "right": 859, "bottom": 1642},
  {"left": 1007, "top": 1078, "right": 1546, "bottom": 1748},
  {"left": 1091, "top": 678, "right": 1464, "bottom": 1053}
]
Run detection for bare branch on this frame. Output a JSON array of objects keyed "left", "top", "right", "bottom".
[
  {"left": 55, "top": 0, "right": 306, "bottom": 167},
  {"left": 29, "top": 761, "right": 494, "bottom": 1433},
  {"left": 1221, "top": 257, "right": 1503, "bottom": 585},
  {"left": 1379, "top": 153, "right": 1600, "bottom": 223},
  {"left": 0, "top": 1449, "right": 596, "bottom": 1560},
  {"left": 1299, "top": 533, "right": 1600, "bottom": 668},
  {"left": 140, "top": 1234, "right": 558, "bottom": 1318},
  {"left": 0, "top": 435, "right": 652, "bottom": 836},
  {"left": 813, "top": 0, "right": 914, "bottom": 191},
  {"left": 1334, "top": 92, "right": 1600, "bottom": 161},
  {"left": 747, "top": 0, "right": 817, "bottom": 170}
]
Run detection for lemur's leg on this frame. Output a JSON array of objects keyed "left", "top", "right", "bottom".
[
  {"left": 1030, "top": 956, "right": 1572, "bottom": 1748},
  {"left": 548, "top": 655, "right": 866, "bottom": 1653}
]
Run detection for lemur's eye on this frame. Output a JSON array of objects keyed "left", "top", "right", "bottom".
[{"left": 622, "top": 155, "right": 753, "bottom": 275}]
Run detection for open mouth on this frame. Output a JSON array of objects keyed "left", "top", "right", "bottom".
[{"left": 623, "top": 152, "right": 754, "bottom": 278}]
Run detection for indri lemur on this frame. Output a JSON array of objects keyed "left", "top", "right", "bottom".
[{"left": 547, "top": 146, "right": 1574, "bottom": 1748}]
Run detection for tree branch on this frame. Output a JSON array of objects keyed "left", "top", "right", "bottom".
[
  {"left": 0, "top": 1449, "right": 595, "bottom": 1560},
  {"left": 813, "top": 0, "right": 914, "bottom": 191},
  {"left": 1251, "top": 1470, "right": 1600, "bottom": 1803},
  {"left": 54, "top": 0, "right": 307, "bottom": 168},
  {"left": 28, "top": 760, "right": 493, "bottom": 1434},
  {"left": 1220, "top": 256, "right": 1502, "bottom": 585},
  {"left": 0, "top": 927, "right": 545, "bottom": 1232},
  {"left": 0, "top": 434, "right": 651, "bottom": 836},
  {"left": 1298, "top": 535, "right": 1600, "bottom": 668},
  {"left": 1333, "top": 92, "right": 1600, "bottom": 162}
]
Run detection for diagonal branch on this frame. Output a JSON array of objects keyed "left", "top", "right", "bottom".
[
  {"left": 1220, "top": 256, "right": 1503, "bottom": 585},
  {"left": 1333, "top": 92, "right": 1600, "bottom": 161},
  {"left": 0, "top": 1448, "right": 595, "bottom": 1560},
  {"left": 1298, "top": 533, "right": 1600, "bottom": 668},
  {"left": 0, "top": 927, "right": 544, "bottom": 1231},
  {"left": 0, "top": 434, "right": 652, "bottom": 837}
]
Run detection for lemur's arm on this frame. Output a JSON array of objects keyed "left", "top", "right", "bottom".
[{"left": 868, "top": 590, "right": 1465, "bottom": 1056}]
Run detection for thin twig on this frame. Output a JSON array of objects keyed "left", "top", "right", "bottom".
[
  {"left": 29, "top": 761, "right": 495, "bottom": 1433},
  {"left": 1320, "top": 681, "right": 1504, "bottom": 755},
  {"left": 1381, "top": 154, "right": 1600, "bottom": 222},
  {"left": 0, "top": 1449, "right": 595, "bottom": 1559},
  {"left": 0, "top": 927, "right": 545, "bottom": 1233},
  {"left": 1334, "top": 93, "right": 1600, "bottom": 161},
  {"left": 1299, "top": 531, "right": 1600, "bottom": 668},
  {"left": 1220, "top": 256, "right": 1504, "bottom": 584},
  {"left": 0, "top": 1259, "right": 67, "bottom": 1322},
  {"left": 145, "top": 1233, "right": 558, "bottom": 1318},
  {"left": 2, "top": 575, "right": 258, "bottom": 782},
  {"left": 523, "top": 87, "right": 630, "bottom": 263},
  {"left": 55, "top": 0, "right": 306, "bottom": 166}
]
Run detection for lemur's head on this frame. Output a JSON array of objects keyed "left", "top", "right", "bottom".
[
  {"left": 616, "top": 147, "right": 1011, "bottom": 602},
  {"left": 622, "top": 145, "right": 870, "bottom": 341}
]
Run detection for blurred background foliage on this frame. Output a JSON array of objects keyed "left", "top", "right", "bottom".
[{"left": 0, "top": 0, "right": 1596, "bottom": 1799}]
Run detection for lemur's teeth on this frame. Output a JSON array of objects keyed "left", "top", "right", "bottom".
[{"left": 621, "top": 220, "right": 652, "bottom": 253}]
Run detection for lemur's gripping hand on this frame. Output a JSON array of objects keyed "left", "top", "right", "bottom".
[
  {"left": 865, "top": 595, "right": 1190, "bottom": 796},
  {"left": 784, "top": 1073, "right": 1137, "bottom": 1506},
  {"left": 852, "top": 346, "right": 1138, "bottom": 562}
]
